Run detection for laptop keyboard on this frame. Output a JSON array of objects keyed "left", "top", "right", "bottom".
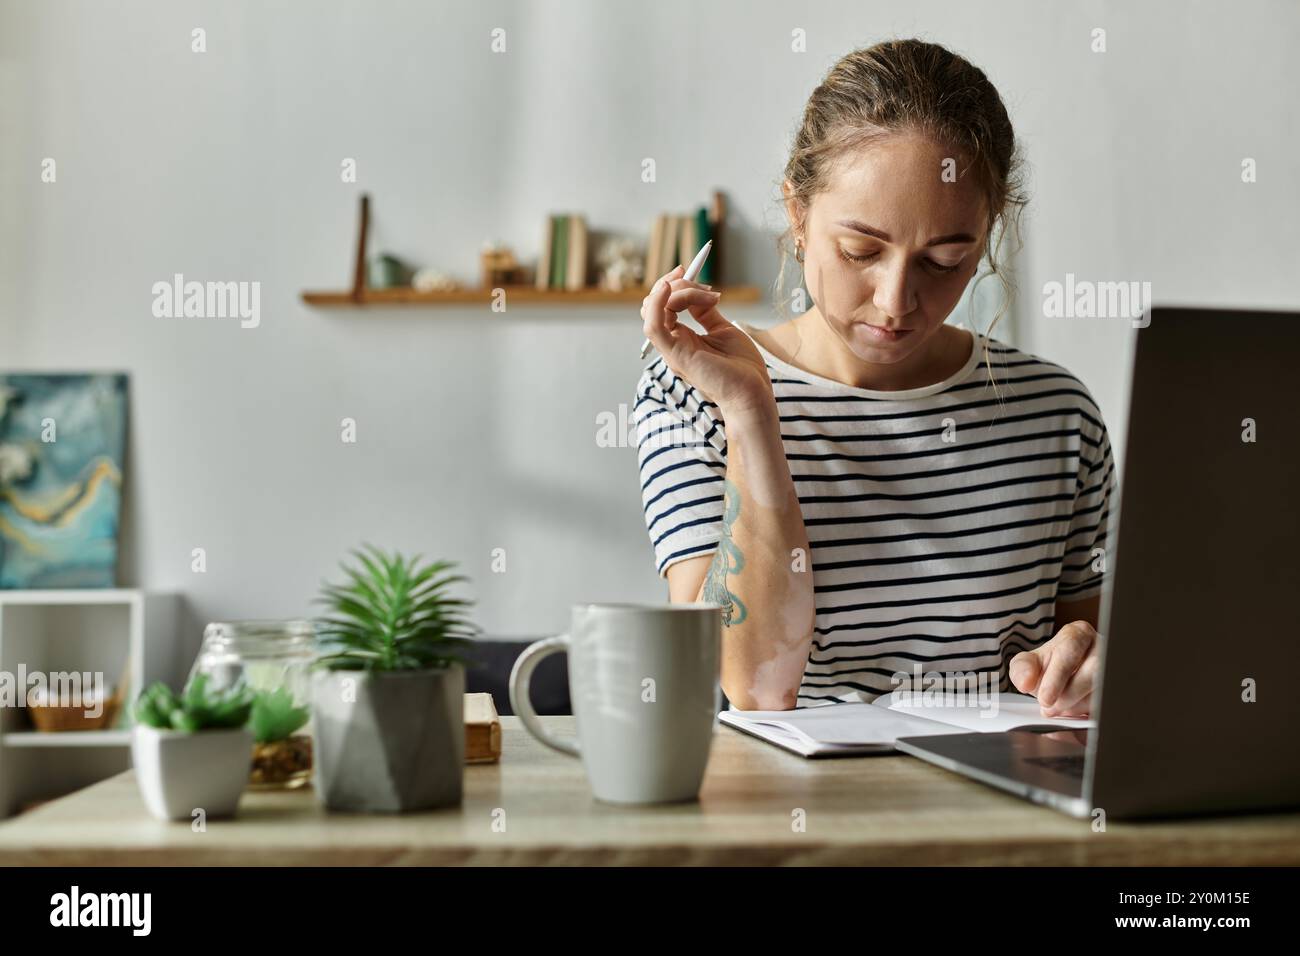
[{"left": 1024, "top": 754, "right": 1087, "bottom": 778}]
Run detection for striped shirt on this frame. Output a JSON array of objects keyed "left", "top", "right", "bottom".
[{"left": 632, "top": 324, "right": 1115, "bottom": 707}]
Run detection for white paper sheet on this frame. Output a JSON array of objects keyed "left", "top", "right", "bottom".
[
  {"left": 719, "top": 691, "right": 1095, "bottom": 757},
  {"left": 878, "top": 692, "right": 1095, "bottom": 734}
]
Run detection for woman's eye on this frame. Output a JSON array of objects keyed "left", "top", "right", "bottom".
[
  {"left": 838, "top": 247, "right": 963, "bottom": 274},
  {"left": 837, "top": 248, "right": 878, "bottom": 263}
]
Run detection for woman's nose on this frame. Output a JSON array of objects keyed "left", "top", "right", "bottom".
[{"left": 872, "top": 259, "right": 917, "bottom": 319}]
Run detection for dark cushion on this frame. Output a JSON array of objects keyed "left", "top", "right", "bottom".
[
  {"left": 462, "top": 639, "right": 733, "bottom": 716},
  {"left": 462, "top": 640, "right": 571, "bottom": 716}
]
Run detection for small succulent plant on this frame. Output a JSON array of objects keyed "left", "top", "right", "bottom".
[
  {"left": 249, "top": 687, "right": 310, "bottom": 744},
  {"left": 134, "top": 674, "right": 253, "bottom": 732},
  {"left": 314, "top": 544, "right": 477, "bottom": 672}
]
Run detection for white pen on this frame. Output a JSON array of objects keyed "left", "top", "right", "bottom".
[{"left": 639, "top": 239, "right": 714, "bottom": 359}]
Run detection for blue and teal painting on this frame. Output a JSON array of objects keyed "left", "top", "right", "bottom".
[{"left": 0, "top": 374, "right": 128, "bottom": 588}]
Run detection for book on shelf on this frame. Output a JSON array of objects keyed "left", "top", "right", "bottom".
[
  {"left": 659, "top": 213, "right": 678, "bottom": 280},
  {"left": 646, "top": 214, "right": 666, "bottom": 280},
  {"left": 551, "top": 214, "right": 567, "bottom": 290},
  {"left": 565, "top": 215, "right": 588, "bottom": 290},
  {"left": 695, "top": 204, "right": 716, "bottom": 284},
  {"left": 536, "top": 215, "right": 553, "bottom": 290},
  {"left": 677, "top": 214, "right": 699, "bottom": 278},
  {"left": 645, "top": 191, "right": 726, "bottom": 287},
  {"left": 536, "top": 213, "right": 589, "bottom": 291}
]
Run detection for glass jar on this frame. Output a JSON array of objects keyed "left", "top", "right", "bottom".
[{"left": 188, "top": 619, "right": 316, "bottom": 790}]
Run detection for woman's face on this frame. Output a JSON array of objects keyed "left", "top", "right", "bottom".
[{"left": 786, "top": 133, "right": 989, "bottom": 365}]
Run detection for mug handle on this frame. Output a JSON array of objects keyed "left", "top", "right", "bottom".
[{"left": 508, "top": 635, "right": 579, "bottom": 757}]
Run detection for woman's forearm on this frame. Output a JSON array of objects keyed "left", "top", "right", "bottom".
[{"left": 697, "top": 404, "right": 816, "bottom": 710}]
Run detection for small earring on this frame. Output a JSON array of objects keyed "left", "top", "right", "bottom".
[{"left": 795, "top": 237, "right": 805, "bottom": 264}]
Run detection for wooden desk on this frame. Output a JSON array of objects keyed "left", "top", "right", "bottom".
[{"left": 0, "top": 717, "right": 1295, "bottom": 865}]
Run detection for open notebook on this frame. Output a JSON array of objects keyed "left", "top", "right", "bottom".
[{"left": 718, "top": 691, "right": 1094, "bottom": 758}]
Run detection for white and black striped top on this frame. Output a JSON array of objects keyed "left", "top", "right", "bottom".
[{"left": 632, "top": 324, "right": 1116, "bottom": 707}]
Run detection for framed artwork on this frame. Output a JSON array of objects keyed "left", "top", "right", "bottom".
[{"left": 0, "top": 374, "right": 129, "bottom": 588}]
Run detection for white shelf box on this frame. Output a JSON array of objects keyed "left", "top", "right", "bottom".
[{"left": 0, "top": 589, "right": 180, "bottom": 817}]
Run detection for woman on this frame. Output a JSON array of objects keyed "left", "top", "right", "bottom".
[{"left": 634, "top": 39, "right": 1113, "bottom": 716}]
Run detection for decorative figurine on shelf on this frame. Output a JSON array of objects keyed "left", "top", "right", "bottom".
[
  {"left": 480, "top": 240, "right": 522, "bottom": 288},
  {"left": 412, "top": 267, "right": 461, "bottom": 292},
  {"left": 596, "top": 237, "right": 645, "bottom": 292},
  {"left": 368, "top": 253, "right": 411, "bottom": 289}
]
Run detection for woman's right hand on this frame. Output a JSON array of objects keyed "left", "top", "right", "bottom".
[{"left": 641, "top": 265, "right": 775, "bottom": 417}]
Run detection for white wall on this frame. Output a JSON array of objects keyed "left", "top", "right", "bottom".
[{"left": 3, "top": 0, "right": 1297, "bottom": 638}]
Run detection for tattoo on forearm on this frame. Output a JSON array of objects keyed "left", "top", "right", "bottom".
[{"left": 703, "top": 478, "right": 747, "bottom": 626}]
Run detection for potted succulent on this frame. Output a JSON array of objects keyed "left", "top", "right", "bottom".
[
  {"left": 131, "top": 675, "right": 254, "bottom": 822},
  {"left": 311, "top": 544, "right": 475, "bottom": 813},
  {"left": 249, "top": 687, "right": 313, "bottom": 789}
]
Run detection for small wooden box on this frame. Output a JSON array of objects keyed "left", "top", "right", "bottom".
[{"left": 464, "top": 693, "right": 501, "bottom": 764}]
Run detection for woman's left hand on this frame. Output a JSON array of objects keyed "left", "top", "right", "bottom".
[{"left": 1009, "top": 621, "right": 1099, "bottom": 718}]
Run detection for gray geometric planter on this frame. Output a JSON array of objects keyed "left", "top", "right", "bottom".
[{"left": 311, "top": 666, "right": 465, "bottom": 813}]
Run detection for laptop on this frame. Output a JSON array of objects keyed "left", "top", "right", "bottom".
[{"left": 895, "top": 307, "right": 1300, "bottom": 820}]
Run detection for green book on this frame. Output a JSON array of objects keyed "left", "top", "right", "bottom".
[
  {"left": 551, "top": 215, "right": 569, "bottom": 290},
  {"left": 544, "top": 216, "right": 560, "bottom": 289},
  {"left": 695, "top": 207, "right": 715, "bottom": 284}
]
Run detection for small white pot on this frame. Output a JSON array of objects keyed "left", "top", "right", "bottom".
[{"left": 131, "top": 725, "right": 252, "bottom": 822}]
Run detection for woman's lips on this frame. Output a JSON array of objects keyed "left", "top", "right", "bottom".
[{"left": 860, "top": 323, "right": 913, "bottom": 343}]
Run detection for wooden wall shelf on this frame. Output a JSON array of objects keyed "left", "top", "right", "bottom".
[
  {"left": 307, "top": 194, "right": 756, "bottom": 310},
  {"left": 301, "top": 286, "right": 764, "bottom": 307}
]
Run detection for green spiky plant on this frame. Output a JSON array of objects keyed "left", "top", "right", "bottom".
[
  {"left": 314, "top": 544, "right": 477, "bottom": 672},
  {"left": 134, "top": 674, "right": 254, "bottom": 732},
  {"left": 249, "top": 687, "right": 311, "bottom": 744}
]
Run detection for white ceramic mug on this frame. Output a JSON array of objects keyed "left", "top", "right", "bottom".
[{"left": 509, "top": 603, "right": 722, "bottom": 804}]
